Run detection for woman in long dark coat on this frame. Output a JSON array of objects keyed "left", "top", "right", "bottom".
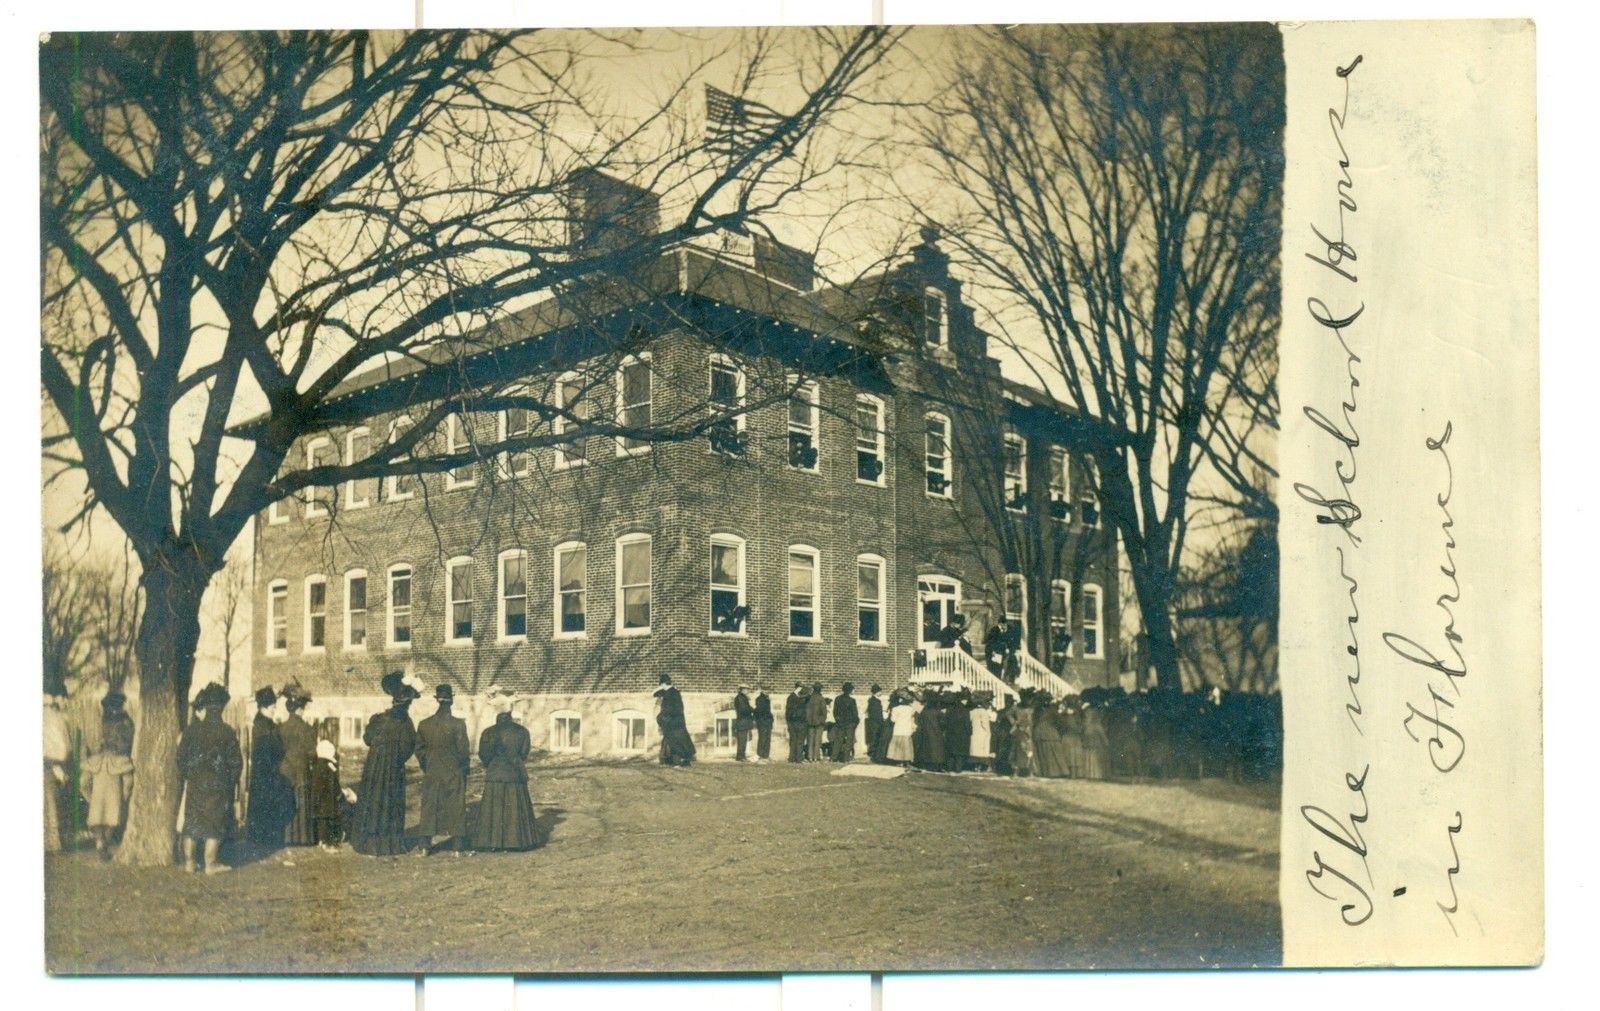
[
  {"left": 351, "top": 672, "right": 420, "bottom": 856},
  {"left": 177, "top": 683, "right": 243, "bottom": 874},
  {"left": 941, "top": 696, "right": 971, "bottom": 773},
  {"left": 1082, "top": 700, "right": 1112, "bottom": 780},
  {"left": 914, "top": 694, "right": 946, "bottom": 770},
  {"left": 245, "top": 686, "right": 293, "bottom": 849},
  {"left": 1032, "top": 698, "right": 1069, "bottom": 777},
  {"left": 1007, "top": 703, "right": 1036, "bottom": 778},
  {"left": 277, "top": 684, "right": 317, "bottom": 847},
  {"left": 474, "top": 694, "right": 538, "bottom": 851}
]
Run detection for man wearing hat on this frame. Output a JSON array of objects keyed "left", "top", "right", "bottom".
[
  {"left": 831, "top": 682, "right": 860, "bottom": 763},
  {"left": 416, "top": 683, "right": 471, "bottom": 854},
  {"left": 865, "top": 684, "right": 886, "bottom": 763},
  {"left": 732, "top": 683, "right": 755, "bottom": 762},
  {"left": 245, "top": 685, "right": 292, "bottom": 851},
  {"left": 177, "top": 683, "right": 243, "bottom": 874},
  {"left": 278, "top": 683, "right": 318, "bottom": 847},
  {"left": 804, "top": 682, "right": 829, "bottom": 763},
  {"left": 351, "top": 671, "right": 421, "bottom": 855},
  {"left": 785, "top": 683, "right": 809, "bottom": 762},
  {"left": 752, "top": 684, "right": 774, "bottom": 763}
]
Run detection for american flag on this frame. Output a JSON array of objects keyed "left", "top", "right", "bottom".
[{"left": 705, "top": 84, "right": 787, "bottom": 157}]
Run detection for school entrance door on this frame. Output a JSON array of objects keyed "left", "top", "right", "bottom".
[{"left": 918, "top": 577, "right": 961, "bottom": 648}]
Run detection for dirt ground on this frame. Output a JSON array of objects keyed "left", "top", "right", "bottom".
[{"left": 46, "top": 759, "right": 1280, "bottom": 973}]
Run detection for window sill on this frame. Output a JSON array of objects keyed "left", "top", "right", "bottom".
[
  {"left": 615, "top": 627, "right": 652, "bottom": 638},
  {"left": 554, "top": 459, "right": 589, "bottom": 472},
  {"left": 553, "top": 632, "right": 588, "bottom": 642},
  {"left": 345, "top": 644, "right": 367, "bottom": 654},
  {"left": 496, "top": 636, "right": 528, "bottom": 646},
  {"left": 787, "top": 636, "right": 822, "bottom": 644},
  {"left": 345, "top": 500, "right": 371, "bottom": 511},
  {"left": 855, "top": 478, "right": 887, "bottom": 488},
  {"left": 302, "top": 647, "right": 326, "bottom": 656},
  {"left": 387, "top": 643, "right": 412, "bottom": 651},
  {"left": 856, "top": 640, "right": 890, "bottom": 647},
  {"left": 445, "top": 638, "right": 475, "bottom": 648},
  {"left": 615, "top": 447, "right": 651, "bottom": 459},
  {"left": 265, "top": 649, "right": 288, "bottom": 658},
  {"left": 445, "top": 481, "right": 476, "bottom": 492},
  {"left": 708, "top": 631, "right": 750, "bottom": 640}
]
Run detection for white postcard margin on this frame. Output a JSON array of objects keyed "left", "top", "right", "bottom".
[{"left": 1279, "top": 18, "right": 1542, "bottom": 967}]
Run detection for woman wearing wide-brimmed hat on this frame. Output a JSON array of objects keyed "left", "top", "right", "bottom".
[
  {"left": 82, "top": 688, "right": 136, "bottom": 859},
  {"left": 473, "top": 687, "right": 538, "bottom": 851},
  {"left": 245, "top": 685, "right": 292, "bottom": 850},
  {"left": 885, "top": 690, "right": 919, "bottom": 766},
  {"left": 177, "top": 682, "right": 242, "bottom": 874},
  {"left": 350, "top": 671, "right": 422, "bottom": 856},
  {"left": 277, "top": 682, "right": 318, "bottom": 847}
]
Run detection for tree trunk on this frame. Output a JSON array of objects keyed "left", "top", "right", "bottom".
[
  {"left": 116, "top": 561, "right": 208, "bottom": 867},
  {"left": 1132, "top": 559, "right": 1184, "bottom": 693}
]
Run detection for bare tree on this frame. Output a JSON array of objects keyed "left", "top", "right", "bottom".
[
  {"left": 42, "top": 542, "right": 91, "bottom": 694},
  {"left": 39, "top": 27, "right": 895, "bottom": 864},
  {"left": 917, "top": 24, "right": 1282, "bottom": 692},
  {"left": 84, "top": 544, "right": 143, "bottom": 692}
]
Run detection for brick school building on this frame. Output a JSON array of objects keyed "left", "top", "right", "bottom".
[{"left": 250, "top": 183, "right": 1119, "bottom": 759}]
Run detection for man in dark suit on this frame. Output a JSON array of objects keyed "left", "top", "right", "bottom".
[
  {"left": 732, "top": 683, "right": 755, "bottom": 762},
  {"left": 805, "top": 682, "right": 829, "bottom": 763},
  {"left": 785, "top": 683, "right": 808, "bottom": 762},
  {"left": 865, "top": 683, "right": 886, "bottom": 763},
  {"left": 753, "top": 685, "right": 774, "bottom": 762},
  {"left": 832, "top": 682, "right": 860, "bottom": 762},
  {"left": 416, "top": 683, "right": 471, "bottom": 854}
]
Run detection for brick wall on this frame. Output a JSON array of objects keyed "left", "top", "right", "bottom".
[{"left": 254, "top": 325, "right": 1121, "bottom": 733}]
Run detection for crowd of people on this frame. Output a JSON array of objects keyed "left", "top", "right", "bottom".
[
  {"left": 708, "top": 679, "right": 1281, "bottom": 782},
  {"left": 43, "top": 666, "right": 1278, "bottom": 869}
]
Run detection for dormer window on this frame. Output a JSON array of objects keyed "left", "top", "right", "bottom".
[{"left": 923, "top": 287, "right": 948, "bottom": 348}]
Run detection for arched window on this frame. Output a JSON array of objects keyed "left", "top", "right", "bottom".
[
  {"left": 554, "top": 372, "right": 590, "bottom": 469},
  {"left": 708, "top": 354, "right": 748, "bottom": 457},
  {"left": 615, "top": 354, "right": 653, "bottom": 457},
  {"left": 1082, "top": 583, "right": 1104, "bottom": 659},
  {"left": 266, "top": 580, "right": 289, "bottom": 655},
  {"left": 1003, "top": 432, "right": 1028, "bottom": 512},
  {"left": 445, "top": 556, "right": 474, "bottom": 644},
  {"left": 786, "top": 377, "right": 820, "bottom": 472},
  {"left": 550, "top": 710, "right": 582, "bottom": 753},
  {"left": 787, "top": 545, "right": 822, "bottom": 641},
  {"left": 498, "top": 549, "right": 528, "bottom": 641},
  {"left": 344, "top": 569, "right": 368, "bottom": 651},
  {"left": 1048, "top": 447, "right": 1071, "bottom": 522},
  {"left": 445, "top": 413, "right": 477, "bottom": 490},
  {"left": 923, "top": 287, "right": 948, "bottom": 348},
  {"left": 612, "top": 709, "right": 648, "bottom": 753},
  {"left": 344, "top": 427, "right": 373, "bottom": 508},
  {"left": 385, "top": 415, "right": 416, "bottom": 501},
  {"left": 304, "top": 437, "right": 335, "bottom": 517},
  {"left": 499, "top": 384, "right": 532, "bottom": 479},
  {"left": 387, "top": 564, "right": 413, "bottom": 649},
  {"left": 709, "top": 533, "right": 748, "bottom": 635},
  {"left": 1049, "top": 580, "right": 1073, "bottom": 666},
  {"left": 553, "top": 541, "right": 587, "bottom": 638},
  {"left": 856, "top": 554, "right": 887, "bottom": 644},
  {"left": 616, "top": 533, "right": 652, "bottom": 634},
  {"left": 925, "top": 412, "right": 953, "bottom": 498},
  {"left": 854, "top": 395, "right": 886, "bottom": 485},
  {"left": 304, "top": 574, "right": 328, "bottom": 653},
  {"left": 1005, "top": 573, "right": 1027, "bottom": 637}
]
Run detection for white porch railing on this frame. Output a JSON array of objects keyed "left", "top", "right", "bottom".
[
  {"left": 1016, "top": 650, "right": 1080, "bottom": 699},
  {"left": 909, "top": 648, "right": 1020, "bottom": 702}
]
